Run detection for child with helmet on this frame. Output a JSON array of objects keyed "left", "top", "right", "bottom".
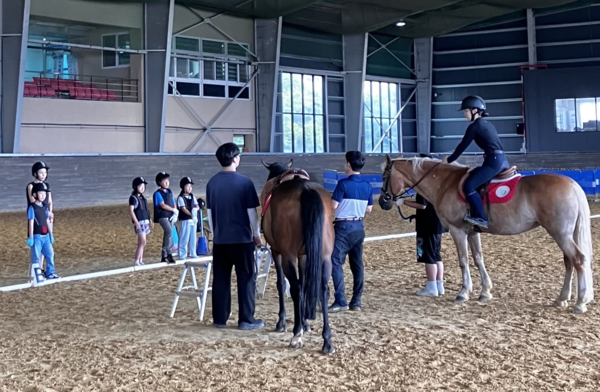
[
  {"left": 129, "top": 177, "right": 153, "bottom": 266},
  {"left": 27, "top": 182, "right": 59, "bottom": 280},
  {"left": 26, "top": 161, "right": 54, "bottom": 272},
  {"left": 153, "top": 172, "right": 178, "bottom": 264},
  {"left": 177, "top": 177, "right": 199, "bottom": 260}
]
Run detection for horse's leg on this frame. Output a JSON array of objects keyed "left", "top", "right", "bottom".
[
  {"left": 450, "top": 227, "right": 472, "bottom": 303},
  {"left": 282, "top": 257, "right": 304, "bottom": 348},
  {"left": 321, "top": 256, "right": 334, "bottom": 354},
  {"left": 297, "top": 255, "right": 311, "bottom": 333},
  {"left": 552, "top": 235, "right": 590, "bottom": 313},
  {"left": 467, "top": 232, "right": 493, "bottom": 302},
  {"left": 273, "top": 252, "right": 287, "bottom": 332},
  {"left": 553, "top": 254, "right": 573, "bottom": 308}
]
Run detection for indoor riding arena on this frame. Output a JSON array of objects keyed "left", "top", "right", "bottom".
[{"left": 2, "top": 1, "right": 600, "bottom": 391}]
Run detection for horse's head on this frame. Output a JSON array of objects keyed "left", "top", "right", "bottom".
[
  {"left": 379, "top": 155, "right": 408, "bottom": 210},
  {"left": 262, "top": 159, "right": 293, "bottom": 181}
]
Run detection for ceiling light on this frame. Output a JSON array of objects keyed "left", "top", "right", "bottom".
[{"left": 396, "top": 20, "right": 406, "bottom": 27}]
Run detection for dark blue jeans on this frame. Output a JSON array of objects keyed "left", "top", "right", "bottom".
[
  {"left": 331, "top": 221, "right": 365, "bottom": 307},
  {"left": 463, "top": 152, "right": 509, "bottom": 220}
]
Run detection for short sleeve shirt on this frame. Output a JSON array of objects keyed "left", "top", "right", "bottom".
[
  {"left": 154, "top": 189, "right": 175, "bottom": 206},
  {"left": 332, "top": 175, "right": 374, "bottom": 219},
  {"left": 415, "top": 194, "right": 447, "bottom": 235},
  {"left": 206, "top": 172, "right": 260, "bottom": 244}
]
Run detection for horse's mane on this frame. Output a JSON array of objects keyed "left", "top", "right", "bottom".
[{"left": 380, "top": 156, "right": 467, "bottom": 173}]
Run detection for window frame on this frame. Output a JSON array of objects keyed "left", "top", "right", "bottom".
[
  {"left": 555, "top": 97, "right": 600, "bottom": 133},
  {"left": 101, "top": 32, "right": 131, "bottom": 69},
  {"left": 363, "top": 79, "right": 402, "bottom": 154}
]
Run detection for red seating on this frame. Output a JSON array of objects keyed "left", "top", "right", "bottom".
[
  {"left": 24, "top": 76, "right": 131, "bottom": 102},
  {"left": 107, "top": 90, "right": 117, "bottom": 101},
  {"left": 76, "top": 87, "right": 87, "bottom": 99},
  {"left": 91, "top": 88, "right": 101, "bottom": 100}
]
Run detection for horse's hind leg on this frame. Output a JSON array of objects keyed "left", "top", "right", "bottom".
[
  {"left": 553, "top": 235, "right": 590, "bottom": 313},
  {"left": 321, "top": 256, "right": 334, "bottom": 354},
  {"left": 468, "top": 232, "right": 493, "bottom": 302},
  {"left": 450, "top": 227, "right": 472, "bottom": 303},
  {"left": 273, "top": 252, "right": 287, "bottom": 332},
  {"left": 282, "top": 257, "right": 304, "bottom": 348},
  {"left": 553, "top": 254, "right": 573, "bottom": 308}
]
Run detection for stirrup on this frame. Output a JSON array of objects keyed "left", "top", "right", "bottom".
[{"left": 463, "top": 213, "right": 488, "bottom": 228}]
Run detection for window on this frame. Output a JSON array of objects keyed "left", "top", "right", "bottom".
[
  {"left": 556, "top": 98, "right": 599, "bottom": 132},
  {"left": 233, "top": 135, "right": 246, "bottom": 150},
  {"left": 280, "top": 72, "right": 325, "bottom": 153},
  {"left": 169, "top": 37, "right": 251, "bottom": 99},
  {"left": 363, "top": 80, "right": 400, "bottom": 153},
  {"left": 102, "top": 33, "right": 130, "bottom": 68}
]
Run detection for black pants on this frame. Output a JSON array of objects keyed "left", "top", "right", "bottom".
[
  {"left": 212, "top": 242, "right": 257, "bottom": 325},
  {"left": 331, "top": 221, "right": 365, "bottom": 307}
]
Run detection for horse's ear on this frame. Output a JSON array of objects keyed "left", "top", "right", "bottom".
[
  {"left": 286, "top": 159, "right": 293, "bottom": 169},
  {"left": 261, "top": 159, "right": 270, "bottom": 169}
]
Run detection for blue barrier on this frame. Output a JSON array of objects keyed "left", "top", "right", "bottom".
[{"left": 324, "top": 168, "right": 600, "bottom": 197}]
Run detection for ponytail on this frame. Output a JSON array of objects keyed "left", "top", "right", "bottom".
[{"left": 480, "top": 110, "right": 490, "bottom": 118}]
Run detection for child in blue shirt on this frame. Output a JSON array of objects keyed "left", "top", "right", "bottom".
[
  {"left": 27, "top": 182, "right": 59, "bottom": 279},
  {"left": 177, "top": 177, "right": 199, "bottom": 260},
  {"left": 153, "top": 172, "right": 177, "bottom": 263}
]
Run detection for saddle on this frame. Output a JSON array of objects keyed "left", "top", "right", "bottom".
[
  {"left": 262, "top": 169, "right": 311, "bottom": 218},
  {"left": 458, "top": 166, "right": 518, "bottom": 200}
]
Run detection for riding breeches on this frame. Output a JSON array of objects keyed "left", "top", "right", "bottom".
[{"left": 463, "top": 152, "right": 509, "bottom": 220}]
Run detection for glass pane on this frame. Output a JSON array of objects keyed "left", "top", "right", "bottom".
[
  {"left": 389, "top": 83, "right": 398, "bottom": 116},
  {"left": 364, "top": 116, "right": 372, "bottom": 153},
  {"left": 382, "top": 118, "right": 390, "bottom": 153},
  {"left": 239, "top": 65, "right": 248, "bottom": 83},
  {"left": 228, "top": 63, "right": 238, "bottom": 82},
  {"left": 372, "top": 118, "right": 381, "bottom": 153},
  {"left": 391, "top": 121, "right": 399, "bottom": 153},
  {"left": 292, "top": 74, "right": 303, "bottom": 114},
  {"left": 216, "top": 62, "right": 226, "bottom": 81},
  {"left": 281, "top": 73, "right": 291, "bottom": 113},
  {"left": 283, "top": 114, "right": 293, "bottom": 153},
  {"left": 118, "top": 52, "right": 130, "bottom": 66},
  {"left": 293, "top": 114, "right": 304, "bottom": 152},
  {"left": 303, "top": 75, "right": 313, "bottom": 114},
  {"left": 204, "top": 61, "right": 215, "bottom": 80},
  {"left": 227, "top": 43, "right": 249, "bottom": 57},
  {"left": 203, "top": 84, "right": 226, "bottom": 97},
  {"left": 175, "top": 37, "right": 199, "bottom": 52},
  {"left": 228, "top": 86, "right": 250, "bottom": 99},
  {"left": 304, "top": 115, "right": 315, "bottom": 153},
  {"left": 103, "top": 35, "right": 116, "bottom": 48},
  {"left": 363, "top": 81, "right": 372, "bottom": 118},
  {"left": 233, "top": 135, "right": 245, "bottom": 149},
  {"left": 117, "top": 34, "right": 131, "bottom": 49},
  {"left": 555, "top": 99, "right": 575, "bottom": 132},
  {"left": 176, "top": 58, "right": 187, "bottom": 78},
  {"left": 203, "top": 40, "right": 225, "bottom": 54},
  {"left": 189, "top": 60, "right": 200, "bottom": 79},
  {"left": 103, "top": 51, "right": 116, "bottom": 68},
  {"left": 372, "top": 82, "right": 381, "bottom": 118},
  {"left": 576, "top": 98, "right": 597, "bottom": 131},
  {"left": 314, "top": 76, "right": 323, "bottom": 115},
  {"left": 381, "top": 83, "right": 390, "bottom": 118},
  {"left": 177, "top": 82, "right": 200, "bottom": 96},
  {"left": 315, "top": 116, "right": 324, "bottom": 153}
]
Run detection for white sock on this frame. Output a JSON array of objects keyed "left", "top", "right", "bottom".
[
  {"left": 425, "top": 281, "right": 438, "bottom": 292},
  {"left": 436, "top": 280, "right": 445, "bottom": 295},
  {"left": 417, "top": 281, "right": 439, "bottom": 296}
]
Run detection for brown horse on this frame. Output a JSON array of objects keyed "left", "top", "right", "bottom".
[
  {"left": 379, "top": 155, "right": 594, "bottom": 314},
  {"left": 260, "top": 160, "right": 335, "bottom": 354}
]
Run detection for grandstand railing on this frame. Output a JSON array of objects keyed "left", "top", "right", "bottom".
[{"left": 23, "top": 72, "right": 139, "bottom": 102}]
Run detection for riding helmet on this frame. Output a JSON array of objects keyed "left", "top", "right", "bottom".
[
  {"left": 32, "top": 161, "right": 50, "bottom": 177},
  {"left": 32, "top": 182, "right": 51, "bottom": 194},
  {"left": 155, "top": 172, "right": 170, "bottom": 186},
  {"left": 459, "top": 95, "right": 486, "bottom": 111},
  {"left": 180, "top": 176, "right": 194, "bottom": 189},
  {"left": 132, "top": 176, "right": 148, "bottom": 190}
]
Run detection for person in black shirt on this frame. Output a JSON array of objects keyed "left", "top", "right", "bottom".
[
  {"left": 129, "top": 177, "right": 153, "bottom": 266},
  {"left": 443, "top": 95, "right": 509, "bottom": 228}
]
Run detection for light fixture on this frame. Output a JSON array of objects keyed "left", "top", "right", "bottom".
[{"left": 396, "top": 20, "right": 406, "bottom": 27}]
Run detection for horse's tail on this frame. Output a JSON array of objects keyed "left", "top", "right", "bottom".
[
  {"left": 300, "top": 186, "right": 324, "bottom": 320},
  {"left": 573, "top": 182, "right": 594, "bottom": 300}
]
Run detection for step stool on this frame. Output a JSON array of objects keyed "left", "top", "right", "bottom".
[
  {"left": 169, "top": 261, "right": 212, "bottom": 321},
  {"left": 255, "top": 246, "right": 290, "bottom": 299}
]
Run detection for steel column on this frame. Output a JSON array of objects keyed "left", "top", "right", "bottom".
[
  {"left": 526, "top": 9, "right": 537, "bottom": 65},
  {"left": 414, "top": 37, "right": 432, "bottom": 154},
  {"left": 343, "top": 33, "right": 368, "bottom": 151}
]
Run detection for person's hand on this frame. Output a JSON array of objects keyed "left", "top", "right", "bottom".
[
  {"left": 150, "top": 221, "right": 154, "bottom": 229},
  {"left": 253, "top": 236, "right": 262, "bottom": 247},
  {"left": 134, "top": 222, "right": 141, "bottom": 232},
  {"left": 49, "top": 233, "right": 55, "bottom": 244},
  {"left": 442, "top": 156, "right": 449, "bottom": 164},
  {"left": 396, "top": 198, "right": 404, "bottom": 206},
  {"left": 27, "top": 237, "right": 34, "bottom": 247}
]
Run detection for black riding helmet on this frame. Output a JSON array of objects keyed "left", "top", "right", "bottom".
[
  {"left": 132, "top": 176, "right": 148, "bottom": 190},
  {"left": 32, "top": 161, "right": 49, "bottom": 177},
  {"left": 459, "top": 95, "right": 486, "bottom": 111},
  {"left": 32, "top": 182, "right": 51, "bottom": 194},
  {"left": 179, "top": 176, "right": 194, "bottom": 189},
  {"left": 155, "top": 172, "right": 170, "bottom": 186}
]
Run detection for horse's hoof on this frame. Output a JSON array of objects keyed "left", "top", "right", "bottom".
[
  {"left": 574, "top": 304, "right": 588, "bottom": 314},
  {"left": 303, "top": 325, "right": 311, "bottom": 333},
  {"left": 275, "top": 323, "right": 286, "bottom": 333},
  {"left": 322, "top": 342, "right": 335, "bottom": 355},
  {"left": 553, "top": 300, "right": 569, "bottom": 308},
  {"left": 256, "top": 293, "right": 264, "bottom": 300},
  {"left": 455, "top": 295, "right": 468, "bottom": 303},
  {"left": 289, "top": 339, "right": 304, "bottom": 349},
  {"left": 478, "top": 294, "right": 492, "bottom": 303}
]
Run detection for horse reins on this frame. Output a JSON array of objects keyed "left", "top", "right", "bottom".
[{"left": 381, "top": 160, "right": 443, "bottom": 202}]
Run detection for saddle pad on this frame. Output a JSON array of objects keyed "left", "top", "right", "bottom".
[{"left": 459, "top": 174, "right": 522, "bottom": 204}]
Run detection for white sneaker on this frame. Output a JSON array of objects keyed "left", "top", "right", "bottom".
[
  {"left": 416, "top": 281, "right": 439, "bottom": 297},
  {"left": 436, "top": 281, "right": 445, "bottom": 296}
]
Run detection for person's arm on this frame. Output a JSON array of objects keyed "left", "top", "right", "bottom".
[
  {"left": 447, "top": 123, "right": 476, "bottom": 163},
  {"left": 177, "top": 196, "right": 192, "bottom": 217},
  {"left": 129, "top": 205, "right": 140, "bottom": 230},
  {"left": 331, "top": 182, "right": 344, "bottom": 210},
  {"left": 365, "top": 187, "right": 374, "bottom": 213},
  {"left": 27, "top": 207, "right": 34, "bottom": 241},
  {"left": 404, "top": 200, "right": 426, "bottom": 210},
  {"left": 207, "top": 209, "right": 214, "bottom": 233},
  {"left": 248, "top": 208, "right": 261, "bottom": 246},
  {"left": 27, "top": 183, "right": 35, "bottom": 204},
  {"left": 155, "top": 191, "right": 176, "bottom": 212},
  {"left": 47, "top": 191, "right": 53, "bottom": 214}
]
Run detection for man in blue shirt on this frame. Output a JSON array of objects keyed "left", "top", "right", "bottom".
[
  {"left": 206, "top": 143, "right": 264, "bottom": 330},
  {"left": 330, "top": 151, "right": 373, "bottom": 312}
]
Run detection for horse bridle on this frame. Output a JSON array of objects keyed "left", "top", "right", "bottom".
[{"left": 381, "top": 160, "right": 443, "bottom": 203}]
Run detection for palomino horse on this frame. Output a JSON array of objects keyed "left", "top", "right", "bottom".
[
  {"left": 379, "top": 155, "right": 594, "bottom": 314},
  {"left": 260, "top": 160, "right": 335, "bottom": 354}
]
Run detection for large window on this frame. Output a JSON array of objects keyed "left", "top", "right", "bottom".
[
  {"left": 556, "top": 98, "right": 599, "bottom": 132},
  {"left": 280, "top": 72, "right": 325, "bottom": 153},
  {"left": 169, "top": 37, "right": 250, "bottom": 99},
  {"left": 102, "top": 33, "right": 131, "bottom": 68},
  {"left": 363, "top": 80, "right": 400, "bottom": 153}
]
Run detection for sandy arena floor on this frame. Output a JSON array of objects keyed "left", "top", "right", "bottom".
[{"left": 1, "top": 203, "right": 600, "bottom": 391}]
